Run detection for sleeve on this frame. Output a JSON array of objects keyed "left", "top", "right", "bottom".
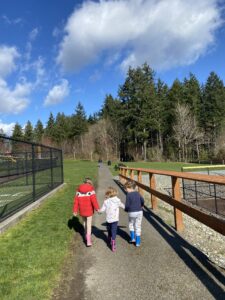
[
  {"left": 119, "top": 200, "right": 125, "bottom": 210},
  {"left": 73, "top": 193, "right": 79, "bottom": 213},
  {"left": 140, "top": 194, "right": 144, "bottom": 206},
  {"left": 99, "top": 201, "right": 107, "bottom": 213},
  {"left": 90, "top": 190, "right": 100, "bottom": 211},
  {"left": 125, "top": 194, "right": 130, "bottom": 212}
]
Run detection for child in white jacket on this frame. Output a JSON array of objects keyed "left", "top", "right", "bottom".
[{"left": 99, "top": 186, "right": 125, "bottom": 252}]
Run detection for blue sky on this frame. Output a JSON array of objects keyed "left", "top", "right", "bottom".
[{"left": 0, "top": 0, "right": 225, "bottom": 135}]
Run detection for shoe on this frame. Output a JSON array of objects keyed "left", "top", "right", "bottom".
[
  {"left": 129, "top": 231, "right": 135, "bottom": 243},
  {"left": 111, "top": 240, "right": 116, "bottom": 252},
  {"left": 136, "top": 236, "right": 141, "bottom": 247},
  {"left": 86, "top": 234, "right": 92, "bottom": 247}
]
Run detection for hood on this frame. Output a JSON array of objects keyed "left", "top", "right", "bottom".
[
  {"left": 78, "top": 183, "right": 94, "bottom": 194},
  {"left": 108, "top": 196, "right": 120, "bottom": 203}
]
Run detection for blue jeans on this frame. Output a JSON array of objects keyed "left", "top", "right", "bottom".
[{"left": 107, "top": 221, "right": 118, "bottom": 240}]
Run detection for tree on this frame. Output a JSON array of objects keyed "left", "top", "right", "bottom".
[
  {"left": 173, "top": 103, "right": 203, "bottom": 161},
  {"left": 45, "top": 112, "right": 56, "bottom": 143},
  {"left": 200, "top": 72, "right": 225, "bottom": 152},
  {"left": 34, "top": 119, "right": 44, "bottom": 143},
  {"left": 24, "top": 120, "right": 34, "bottom": 142},
  {"left": 118, "top": 63, "right": 157, "bottom": 160},
  {"left": 12, "top": 123, "right": 23, "bottom": 140}
]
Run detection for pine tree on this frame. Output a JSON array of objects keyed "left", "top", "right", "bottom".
[
  {"left": 34, "top": 119, "right": 44, "bottom": 143},
  {"left": 45, "top": 112, "right": 56, "bottom": 141},
  {"left": 12, "top": 123, "right": 23, "bottom": 140},
  {"left": 24, "top": 120, "right": 34, "bottom": 142}
]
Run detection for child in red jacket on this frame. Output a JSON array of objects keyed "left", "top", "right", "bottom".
[{"left": 73, "top": 177, "right": 99, "bottom": 246}]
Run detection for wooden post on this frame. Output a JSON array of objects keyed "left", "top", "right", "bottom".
[
  {"left": 130, "top": 169, "right": 134, "bottom": 180},
  {"left": 172, "top": 176, "right": 184, "bottom": 232},
  {"left": 137, "top": 171, "right": 143, "bottom": 196},
  {"left": 149, "top": 173, "right": 157, "bottom": 210},
  {"left": 119, "top": 168, "right": 122, "bottom": 182}
]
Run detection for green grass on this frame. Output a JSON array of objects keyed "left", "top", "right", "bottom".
[
  {"left": 109, "top": 161, "right": 201, "bottom": 176},
  {"left": 0, "top": 160, "right": 98, "bottom": 300}
]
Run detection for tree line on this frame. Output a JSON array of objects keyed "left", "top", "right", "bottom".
[{"left": 3, "top": 63, "right": 225, "bottom": 162}]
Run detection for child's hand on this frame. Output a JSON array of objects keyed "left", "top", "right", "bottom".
[{"left": 73, "top": 212, "right": 77, "bottom": 217}]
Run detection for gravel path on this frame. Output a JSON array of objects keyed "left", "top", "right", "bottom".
[{"left": 53, "top": 165, "right": 225, "bottom": 300}]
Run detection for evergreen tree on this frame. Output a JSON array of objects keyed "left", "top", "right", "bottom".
[
  {"left": 201, "top": 72, "right": 225, "bottom": 143},
  {"left": 118, "top": 63, "right": 157, "bottom": 160},
  {"left": 45, "top": 112, "right": 56, "bottom": 140},
  {"left": 12, "top": 123, "right": 23, "bottom": 140},
  {"left": 183, "top": 73, "right": 202, "bottom": 122},
  {"left": 55, "top": 112, "right": 70, "bottom": 144},
  {"left": 69, "top": 102, "right": 88, "bottom": 138},
  {"left": 24, "top": 120, "right": 34, "bottom": 142},
  {"left": 34, "top": 119, "right": 44, "bottom": 143}
]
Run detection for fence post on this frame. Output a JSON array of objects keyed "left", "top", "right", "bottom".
[
  {"left": 50, "top": 148, "right": 53, "bottom": 188},
  {"left": 149, "top": 173, "right": 157, "bottom": 210},
  {"left": 137, "top": 170, "right": 143, "bottom": 196},
  {"left": 172, "top": 176, "right": 184, "bottom": 232},
  {"left": 130, "top": 169, "right": 134, "bottom": 180},
  {"left": 32, "top": 145, "right": 36, "bottom": 201}
]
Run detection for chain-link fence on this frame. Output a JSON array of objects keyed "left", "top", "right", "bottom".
[{"left": 0, "top": 135, "right": 63, "bottom": 221}]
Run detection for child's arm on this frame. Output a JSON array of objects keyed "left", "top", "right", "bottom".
[
  {"left": 73, "top": 192, "right": 79, "bottom": 216},
  {"left": 90, "top": 190, "right": 100, "bottom": 211},
  {"left": 124, "top": 194, "right": 130, "bottom": 212},
  {"left": 119, "top": 200, "right": 125, "bottom": 210},
  {"left": 98, "top": 201, "right": 107, "bottom": 213},
  {"left": 140, "top": 194, "right": 145, "bottom": 207}
]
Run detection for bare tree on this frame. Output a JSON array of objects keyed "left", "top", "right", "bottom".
[{"left": 173, "top": 103, "right": 203, "bottom": 162}]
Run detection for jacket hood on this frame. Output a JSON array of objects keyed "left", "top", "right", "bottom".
[
  {"left": 108, "top": 196, "right": 120, "bottom": 203},
  {"left": 78, "top": 183, "right": 94, "bottom": 193}
]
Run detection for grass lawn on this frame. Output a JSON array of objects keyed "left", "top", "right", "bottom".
[
  {"left": 0, "top": 160, "right": 98, "bottom": 300},
  {"left": 109, "top": 161, "right": 201, "bottom": 176}
]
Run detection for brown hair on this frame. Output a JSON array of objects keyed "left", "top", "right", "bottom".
[
  {"left": 124, "top": 180, "right": 136, "bottom": 190},
  {"left": 105, "top": 186, "right": 118, "bottom": 198}
]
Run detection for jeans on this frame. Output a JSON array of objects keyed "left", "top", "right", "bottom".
[{"left": 107, "top": 221, "right": 118, "bottom": 240}]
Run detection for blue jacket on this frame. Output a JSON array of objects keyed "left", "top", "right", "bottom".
[{"left": 125, "top": 191, "right": 144, "bottom": 212}]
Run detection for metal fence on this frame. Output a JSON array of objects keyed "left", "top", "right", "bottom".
[{"left": 0, "top": 135, "right": 63, "bottom": 221}]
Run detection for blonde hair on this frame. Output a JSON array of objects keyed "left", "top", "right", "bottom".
[
  {"left": 105, "top": 186, "right": 118, "bottom": 198},
  {"left": 124, "top": 180, "right": 136, "bottom": 190},
  {"left": 84, "top": 177, "right": 93, "bottom": 185}
]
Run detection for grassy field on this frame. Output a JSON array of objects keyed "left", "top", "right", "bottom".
[
  {"left": 109, "top": 161, "right": 201, "bottom": 176},
  {"left": 0, "top": 160, "right": 98, "bottom": 300}
]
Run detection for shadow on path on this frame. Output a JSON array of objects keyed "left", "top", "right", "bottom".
[
  {"left": 143, "top": 207, "right": 225, "bottom": 299},
  {"left": 114, "top": 178, "right": 225, "bottom": 298}
]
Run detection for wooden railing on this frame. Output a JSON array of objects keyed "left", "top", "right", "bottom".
[{"left": 119, "top": 167, "right": 225, "bottom": 236}]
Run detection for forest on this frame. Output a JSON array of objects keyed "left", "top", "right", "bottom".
[{"left": 2, "top": 63, "right": 225, "bottom": 163}]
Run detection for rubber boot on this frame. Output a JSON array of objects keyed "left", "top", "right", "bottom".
[
  {"left": 86, "top": 234, "right": 92, "bottom": 247},
  {"left": 111, "top": 239, "right": 116, "bottom": 252},
  {"left": 130, "top": 231, "right": 135, "bottom": 243},
  {"left": 136, "top": 235, "right": 141, "bottom": 247}
]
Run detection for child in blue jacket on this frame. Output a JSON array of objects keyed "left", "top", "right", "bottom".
[{"left": 124, "top": 180, "right": 144, "bottom": 247}]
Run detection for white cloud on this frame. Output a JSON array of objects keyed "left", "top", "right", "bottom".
[
  {"left": 2, "top": 15, "right": 23, "bottom": 25},
  {"left": 0, "top": 120, "right": 15, "bottom": 136},
  {"left": 57, "top": 0, "right": 222, "bottom": 72},
  {"left": 0, "top": 46, "right": 20, "bottom": 78},
  {"left": 0, "top": 78, "right": 31, "bottom": 114},
  {"left": 44, "top": 79, "right": 70, "bottom": 106}
]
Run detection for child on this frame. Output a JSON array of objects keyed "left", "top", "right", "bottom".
[
  {"left": 73, "top": 177, "right": 100, "bottom": 247},
  {"left": 99, "top": 186, "right": 125, "bottom": 252},
  {"left": 124, "top": 180, "right": 144, "bottom": 247}
]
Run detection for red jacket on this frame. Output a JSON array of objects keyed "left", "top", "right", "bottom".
[{"left": 73, "top": 183, "right": 99, "bottom": 217}]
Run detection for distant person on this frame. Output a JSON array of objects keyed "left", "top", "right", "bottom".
[
  {"left": 99, "top": 186, "right": 125, "bottom": 252},
  {"left": 73, "top": 177, "right": 100, "bottom": 247},
  {"left": 124, "top": 180, "right": 144, "bottom": 247}
]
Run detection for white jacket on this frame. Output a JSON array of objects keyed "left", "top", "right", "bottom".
[{"left": 99, "top": 196, "right": 125, "bottom": 223}]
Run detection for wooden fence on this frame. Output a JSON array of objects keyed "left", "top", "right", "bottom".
[{"left": 119, "top": 167, "right": 225, "bottom": 236}]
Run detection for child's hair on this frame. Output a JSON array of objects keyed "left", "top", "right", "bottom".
[
  {"left": 105, "top": 186, "right": 118, "bottom": 198},
  {"left": 84, "top": 177, "right": 93, "bottom": 185},
  {"left": 124, "top": 180, "right": 136, "bottom": 190}
]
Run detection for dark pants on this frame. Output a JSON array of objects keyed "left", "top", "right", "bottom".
[{"left": 107, "top": 221, "right": 118, "bottom": 240}]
